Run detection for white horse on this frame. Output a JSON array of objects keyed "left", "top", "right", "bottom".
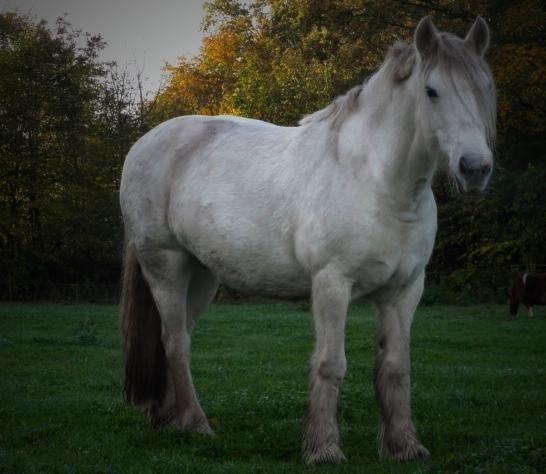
[{"left": 120, "top": 16, "right": 496, "bottom": 464}]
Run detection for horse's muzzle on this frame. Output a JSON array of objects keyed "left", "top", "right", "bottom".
[{"left": 456, "top": 155, "right": 493, "bottom": 193}]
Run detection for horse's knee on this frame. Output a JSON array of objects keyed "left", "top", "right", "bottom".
[
  {"left": 375, "top": 334, "right": 409, "bottom": 372},
  {"left": 374, "top": 357, "right": 409, "bottom": 392},
  {"left": 317, "top": 354, "right": 347, "bottom": 383}
]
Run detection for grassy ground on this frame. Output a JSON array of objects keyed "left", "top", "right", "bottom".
[{"left": 0, "top": 302, "right": 545, "bottom": 473}]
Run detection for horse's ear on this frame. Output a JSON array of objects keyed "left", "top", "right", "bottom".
[
  {"left": 415, "top": 16, "right": 439, "bottom": 60},
  {"left": 465, "top": 16, "right": 490, "bottom": 57}
]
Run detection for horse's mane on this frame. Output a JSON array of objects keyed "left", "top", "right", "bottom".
[
  {"left": 299, "top": 33, "right": 496, "bottom": 147},
  {"left": 298, "top": 84, "right": 364, "bottom": 130},
  {"left": 297, "top": 43, "right": 415, "bottom": 129}
]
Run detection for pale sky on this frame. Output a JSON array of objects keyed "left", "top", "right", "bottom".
[{"left": 1, "top": 0, "right": 208, "bottom": 93}]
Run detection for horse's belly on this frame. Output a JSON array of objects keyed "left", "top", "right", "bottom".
[
  {"left": 176, "top": 211, "right": 310, "bottom": 298},
  {"left": 219, "top": 265, "right": 310, "bottom": 297},
  {"left": 197, "top": 247, "right": 310, "bottom": 297}
]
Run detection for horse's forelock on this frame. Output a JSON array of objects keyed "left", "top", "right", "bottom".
[{"left": 421, "top": 33, "right": 497, "bottom": 148}]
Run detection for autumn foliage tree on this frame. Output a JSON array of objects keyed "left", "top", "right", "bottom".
[
  {"left": 1, "top": 2, "right": 544, "bottom": 301},
  {"left": 154, "top": 0, "right": 546, "bottom": 300}
]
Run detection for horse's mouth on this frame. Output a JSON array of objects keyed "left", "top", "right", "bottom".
[
  {"left": 455, "top": 177, "right": 485, "bottom": 195},
  {"left": 455, "top": 177, "right": 465, "bottom": 194}
]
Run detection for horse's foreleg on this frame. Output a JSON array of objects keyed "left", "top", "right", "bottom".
[
  {"left": 375, "top": 273, "right": 429, "bottom": 461},
  {"left": 527, "top": 305, "right": 534, "bottom": 318},
  {"left": 303, "top": 267, "right": 350, "bottom": 464},
  {"left": 140, "top": 247, "right": 213, "bottom": 435}
]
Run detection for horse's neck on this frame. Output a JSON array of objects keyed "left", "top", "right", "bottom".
[{"left": 339, "top": 70, "right": 436, "bottom": 211}]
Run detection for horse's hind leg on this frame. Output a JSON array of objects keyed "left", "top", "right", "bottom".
[
  {"left": 186, "top": 263, "right": 219, "bottom": 332},
  {"left": 374, "top": 273, "right": 429, "bottom": 461},
  {"left": 149, "top": 263, "right": 218, "bottom": 426},
  {"left": 147, "top": 260, "right": 218, "bottom": 429},
  {"left": 138, "top": 246, "right": 213, "bottom": 434}
]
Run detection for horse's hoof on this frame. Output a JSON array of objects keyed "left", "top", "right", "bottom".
[
  {"left": 179, "top": 414, "right": 215, "bottom": 436},
  {"left": 192, "top": 419, "right": 215, "bottom": 436},
  {"left": 382, "top": 441, "right": 430, "bottom": 462},
  {"left": 147, "top": 405, "right": 177, "bottom": 429},
  {"left": 380, "top": 421, "right": 430, "bottom": 462},
  {"left": 304, "top": 443, "right": 346, "bottom": 464}
]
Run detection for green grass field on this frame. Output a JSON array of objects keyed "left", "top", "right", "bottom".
[{"left": 1, "top": 302, "right": 545, "bottom": 473}]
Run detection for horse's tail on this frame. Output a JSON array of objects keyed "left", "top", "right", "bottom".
[{"left": 121, "top": 241, "right": 167, "bottom": 406}]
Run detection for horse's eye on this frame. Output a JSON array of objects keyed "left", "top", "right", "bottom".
[{"left": 425, "top": 86, "right": 438, "bottom": 99}]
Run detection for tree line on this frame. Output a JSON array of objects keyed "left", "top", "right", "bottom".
[{"left": 1, "top": 1, "right": 545, "bottom": 301}]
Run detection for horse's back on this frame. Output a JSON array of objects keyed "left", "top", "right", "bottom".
[
  {"left": 120, "top": 115, "right": 286, "bottom": 233},
  {"left": 120, "top": 115, "right": 310, "bottom": 296},
  {"left": 122, "top": 115, "right": 282, "bottom": 175}
]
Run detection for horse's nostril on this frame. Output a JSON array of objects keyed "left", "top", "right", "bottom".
[
  {"left": 459, "top": 157, "right": 492, "bottom": 179},
  {"left": 459, "top": 156, "right": 470, "bottom": 176},
  {"left": 482, "top": 163, "right": 492, "bottom": 176}
]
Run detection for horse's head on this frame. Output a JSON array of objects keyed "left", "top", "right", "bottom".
[{"left": 414, "top": 17, "right": 496, "bottom": 194}]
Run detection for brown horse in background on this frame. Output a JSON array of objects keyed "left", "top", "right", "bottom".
[{"left": 508, "top": 273, "right": 546, "bottom": 317}]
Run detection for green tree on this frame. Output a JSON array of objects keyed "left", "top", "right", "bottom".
[
  {"left": 3, "top": 2, "right": 543, "bottom": 301},
  {"left": 0, "top": 12, "right": 141, "bottom": 299}
]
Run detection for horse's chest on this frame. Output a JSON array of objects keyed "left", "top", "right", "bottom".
[
  {"left": 349, "top": 217, "right": 436, "bottom": 298},
  {"left": 386, "top": 249, "right": 428, "bottom": 288}
]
